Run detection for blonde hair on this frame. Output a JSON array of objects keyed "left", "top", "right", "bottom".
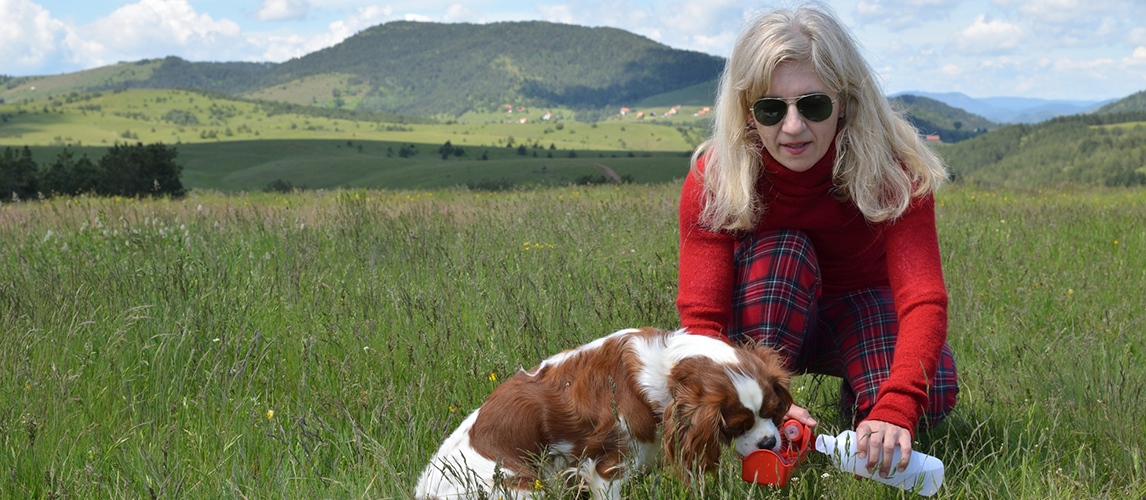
[{"left": 692, "top": 2, "right": 947, "bottom": 232}]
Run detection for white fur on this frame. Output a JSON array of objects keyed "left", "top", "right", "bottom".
[
  {"left": 414, "top": 409, "right": 534, "bottom": 500},
  {"left": 415, "top": 328, "right": 783, "bottom": 500},
  {"left": 729, "top": 370, "right": 782, "bottom": 457}
]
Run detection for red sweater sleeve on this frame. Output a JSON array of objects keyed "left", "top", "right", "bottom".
[
  {"left": 677, "top": 162, "right": 736, "bottom": 342},
  {"left": 864, "top": 193, "right": 949, "bottom": 434}
]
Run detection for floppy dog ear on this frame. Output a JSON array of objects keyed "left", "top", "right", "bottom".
[
  {"left": 663, "top": 358, "right": 723, "bottom": 479},
  {"left": 750, "top": 345, "right": 794, "bottom": 418}
]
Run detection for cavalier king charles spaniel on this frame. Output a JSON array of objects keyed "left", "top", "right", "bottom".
[{"left": 414, "top": 327, "right": 793, "bottom": 500}]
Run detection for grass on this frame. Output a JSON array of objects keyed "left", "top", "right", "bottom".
[
  {"left": 0, "top": 88, "right": 708, "bottom": 153},
  {"left": 1, "top": 183, "right": 1144, "bottom": 499},
  {"left": 21, "top": 139, "right": 692, "bottom": 192}
]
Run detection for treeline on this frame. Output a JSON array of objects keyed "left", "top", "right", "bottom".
[
  {"left": 0, "top": 142, "right": 184, "bottom": 201},
  {"left": 936, "top": 111, "right": 1146, "bottom": 187}
]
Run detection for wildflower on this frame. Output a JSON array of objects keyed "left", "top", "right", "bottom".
[
  {"left": 449, "top": 405, "right": 457, "bottom": 413},
  {"left": 267, "top": 410, "right": 274, "bottom": 419},
  {"left": 489, "top": 373, "right": 497, "bottom": 381},
  {"left": 534, "top": 479, "right": 543, "bottom": 490},
  {"left": 821, "top": 472, "right": 831, "bottom": 478}
]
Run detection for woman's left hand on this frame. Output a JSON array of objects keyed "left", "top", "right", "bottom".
[{"left": 855, "top": 419, "right": 912, "bottom": 478}]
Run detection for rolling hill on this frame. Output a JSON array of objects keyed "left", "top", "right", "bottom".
[
  {"left": 890, "top": 94, "right": 998, "bottom": 143},
  {"left": 935, "top": 110, "right": 1146, "bottom": 187},
  {"left": 2, "top": 21, "right": 724, "bottom": 118}
]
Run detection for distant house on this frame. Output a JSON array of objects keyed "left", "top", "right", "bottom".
[
  {"left": 542, "top": 112, "right": 552, "bottom": 120},
  {"left": 518, "top": 117, "right": 527, "bottom": 124},
  {"left": 925, "top": 134, "right": 941, "bottom": 143},
  {"left": 620, "top": 107, "right": 631, "bottom": 115},
  {"left": 636, "top": 112, "right": 644, "bottom": 118}
]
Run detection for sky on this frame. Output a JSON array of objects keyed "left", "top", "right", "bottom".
[{"left": 2, "top": 0, "right": 1145, "bottom": 101}]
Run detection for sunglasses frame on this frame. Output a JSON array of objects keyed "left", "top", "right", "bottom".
[{"left": 749, "top": 93, "right": 837, "bottom": 127}]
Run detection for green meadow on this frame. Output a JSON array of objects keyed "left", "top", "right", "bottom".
[
  {"left": 2, "top": 183, "right": 1144, "bottom": 499},
  {"left": 3, "top": 89, "right": 709, "bottom": 192}
]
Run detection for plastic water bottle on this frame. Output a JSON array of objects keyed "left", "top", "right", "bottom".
[{"left": 814, "top": 430, "right": 944, "bottom": 496}]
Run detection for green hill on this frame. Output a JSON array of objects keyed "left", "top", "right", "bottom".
[
  {"left": 2, "top": 21, "right": 723, "bottom": 118},
  {"left": 890, "top": 94, "right": 998, "bottom": 143},
  {"left": 935, "top": 111, "right": 1146, "bottom": 187},
  {"left": 1095, "top": 89, "right": 1146, "bottom": 114}
]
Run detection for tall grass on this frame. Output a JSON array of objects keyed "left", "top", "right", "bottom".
[{"left": 1, "top": 184, "right": 1144, "bottom": 499}]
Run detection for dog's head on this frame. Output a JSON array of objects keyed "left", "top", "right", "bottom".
[{"left": 663, "top": 343, "right": 793, "bottom": 476}]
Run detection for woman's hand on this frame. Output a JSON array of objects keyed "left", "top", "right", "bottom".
[
  {"left": 784, "top": 402, "right": 817, "bottom": 429},
  {"left": 855, "top": 419, "right": 912, "bottom": 478}
]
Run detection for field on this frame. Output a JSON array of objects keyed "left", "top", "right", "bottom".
[
  {"left": 0, "top": 89, "right": 709, "bottom": 153},
  {"left": 2, "top": 182, "right": 1144, "bottom": 499},
  {"left": 2, "top": 88, "right": 712, "bottom": 192}
]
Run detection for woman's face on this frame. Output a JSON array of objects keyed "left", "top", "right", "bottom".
[{"left": 752, "top": 61, "right": 841, "bottom": 173}]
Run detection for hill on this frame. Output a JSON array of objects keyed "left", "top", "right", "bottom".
[
  {"left": 890, "top": 94, "right": 998, "bottom": 143},
  {"left": 1095, "top": 89, "right": 1146, "bottom": 114},
  {"left": 891, "top": 91, "right": 1112, "bottom": 123},
  {"left": 935, "top": 111, "right": 1146, "bottom": 187},
  {"left": 2, "top": 21, "right": 724, "bottom": 118}
]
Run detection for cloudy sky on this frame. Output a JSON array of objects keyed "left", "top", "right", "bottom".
[{"left": 2, "top": 0, "right": 1145, "bottom": 101}]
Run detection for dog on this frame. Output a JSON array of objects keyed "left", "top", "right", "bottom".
[{"left": 414, "top": 327, "right": 793, "bottom": 500}]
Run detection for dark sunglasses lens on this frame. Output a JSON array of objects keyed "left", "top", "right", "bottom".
[
  {"left": 753, "top": 99, "right": 787, "bottom": 126},
  {"left": 797, "top": 94, "right": 834, "bottom": 122}
]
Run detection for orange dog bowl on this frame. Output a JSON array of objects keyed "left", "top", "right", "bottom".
[{"left": 740, "top": 419, "right": 813, "bottom": 487}]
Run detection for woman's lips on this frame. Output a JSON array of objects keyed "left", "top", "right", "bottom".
[{"left": 782, "top": 142, "right": 811, "bottom": 155}]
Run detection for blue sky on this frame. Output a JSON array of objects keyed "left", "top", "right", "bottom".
[{"left": 3, "top": 0, "right": 1145, "bottom": 101}]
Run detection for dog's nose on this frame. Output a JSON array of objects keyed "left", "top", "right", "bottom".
[{"left": 757, "top": 435, "right": 777, "bottom": 451}]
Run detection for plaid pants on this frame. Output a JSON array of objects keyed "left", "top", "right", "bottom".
[{"left": 728, "top": 230, "right": 958, "bottom": 430}]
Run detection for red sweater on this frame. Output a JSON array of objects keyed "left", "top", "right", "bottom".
[{"left": 677, "top": 146, "right": 948, "bottom": 433}]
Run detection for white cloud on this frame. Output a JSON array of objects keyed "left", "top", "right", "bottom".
[
  {"left": 0, "top": 0, "right": 99, "bottom": 72},
  {"left": 441, "top": 4, "right": 476, "bottom": 23},
  {"left": 853, "top": 0, "right": 963, "bottom": 31},
  {"left": 250, "top": 5, "right": 393, "bottom": 61},
  {"left": 256, "top": 0, "right": 310, "bottom": 22},
  {"left": 951, "top": 14, "right": 1022, "bottom": 55},
  {"left": 940, "top": 64, "right": 962, "bottom": 76},
  {"left": 79, "top": 0, "right": 245, "bottom": 61},
  {"left": 536, "top": 4, "right": 575, "bottom": 25},
  {"left": 990, "top": 0, "right": 1146, "bottom": 48}
]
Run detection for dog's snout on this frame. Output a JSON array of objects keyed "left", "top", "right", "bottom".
[{"left": 757, "top": 435, "right": 777, "bottom": 451}]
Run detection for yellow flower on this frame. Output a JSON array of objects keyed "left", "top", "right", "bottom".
[
  {"left": 489, "top": 373, "right": 497, "bottom": 381},
  {"left": 267, "top": 409, "right": 275, "bottom": 419},
  {"left": 449, "top": 405, "right": 457, "bottom": 412},
  {"left": 534, "top": 479, "right": 543, "bottom": 490}
]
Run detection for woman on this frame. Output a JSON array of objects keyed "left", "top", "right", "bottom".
[{"left": 677, "top": 3, "right": 958, "bottom": 478}]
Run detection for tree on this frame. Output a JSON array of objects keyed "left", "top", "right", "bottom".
[
  {"left": 97, "top": 142, "right": 185, "bottom": 197},
  {"left": 41, "top": 148, "right": 98, "bottom": 195},
  {"left": 517, "top": 144, "right": 528, "bottom": 155},
  {"left": 0, "top": 146, "right": 40, "bottom": 201}
]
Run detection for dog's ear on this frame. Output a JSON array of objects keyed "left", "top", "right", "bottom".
[
  {"left": 663, "top": 357, "right": 723, "bottom": 479},
  {"left": 750, "top": 345, "right": 794, "bottom": 419}
]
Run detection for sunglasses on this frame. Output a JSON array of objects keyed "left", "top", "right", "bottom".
[{"left": 749, "top": 93, "right": 837, "bottom": 126}]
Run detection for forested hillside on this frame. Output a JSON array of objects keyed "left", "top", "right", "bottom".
[
  {"left": 273, "top": 21, "right": 723, "bottom": 116},
  {"left": 890, "top": 94, "right": 997, "bottom": 143},
  {"left": 4, "top": 21, "right": 723, "bottom": 118},
  {"left": 1096, "top": 89, "right": 1146, "bottom": 114},
  {"left": 936, "top": 111, "right": 1146, "bottom": 187}
]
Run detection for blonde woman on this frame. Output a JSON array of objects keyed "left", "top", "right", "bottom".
[{"left": 678, "top": 3, "right": 957, "bottom": 478}]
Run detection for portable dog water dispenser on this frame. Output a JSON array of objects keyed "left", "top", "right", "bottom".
[{"left": 740, "top": 419, "right": 813, "bottom": 487}]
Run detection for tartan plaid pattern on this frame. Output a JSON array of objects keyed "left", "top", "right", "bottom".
[{"left": 729, "top": 230, "right": 958, "bottom": 430}]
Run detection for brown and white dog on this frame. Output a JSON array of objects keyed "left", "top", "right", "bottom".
[{"left": 414, "top": 327, "right": 793, "bottom": 500}]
